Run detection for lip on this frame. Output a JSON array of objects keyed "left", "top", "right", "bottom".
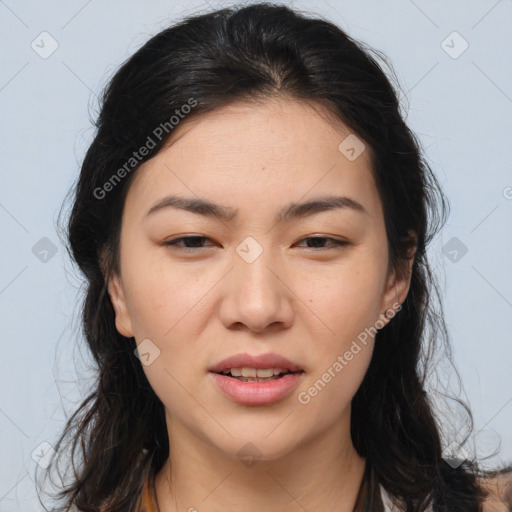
[
  {"left": 208, "top": 352, "right": 303, "bottom": 373},
  {"left": 209, "top": 371, "right": 304, "bottom": 405}
]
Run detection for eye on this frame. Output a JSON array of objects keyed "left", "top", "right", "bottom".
[
  {"left": 163, "top": 235, "right": 217, "bottom": 252},
  {"left": 294, "top": 236, "right": 350, "bottom": 251}
]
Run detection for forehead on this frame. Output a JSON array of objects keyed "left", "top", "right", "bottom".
[
  {"left": 158, "top": 97, "right": 367, "bottom": 165},
  {"left": 124, "top": 97, "right": 382, "bottom": 223}
]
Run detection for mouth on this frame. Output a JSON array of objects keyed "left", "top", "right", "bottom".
[
  {"left": 211, "top": 368, "right": 304, "bottom": 383},
  {"left": 208, "top": 352, "right": 303, "bottom": 374},
  {"left": 208, "top": 353, "right": 304, "bottom": 404},
  {"left": 209, "top": 369, "right": 305, "bottom": 405}
]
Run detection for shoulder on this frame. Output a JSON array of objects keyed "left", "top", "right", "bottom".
[{"left": 477, "top": 470, "right": 512, "bottom": 512}]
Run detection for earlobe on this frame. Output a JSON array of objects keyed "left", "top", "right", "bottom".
[{"left": 107, "top": 275, "right": 134, "bottom": 338}]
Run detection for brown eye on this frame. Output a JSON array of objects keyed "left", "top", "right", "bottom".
[
  {"left": 295, "top": 236, "right": 349, "bottom": 250},
  {"left": 163, "top": 236, "right": 217, "bottom": 252}
]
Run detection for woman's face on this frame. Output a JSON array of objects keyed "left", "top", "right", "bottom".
[{"left": 107, "top": 97, "right": 411, "bottom": 462}]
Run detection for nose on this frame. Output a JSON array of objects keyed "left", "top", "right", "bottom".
[{"left": 218, "top": 245, "right": 294, "bottom": 334}]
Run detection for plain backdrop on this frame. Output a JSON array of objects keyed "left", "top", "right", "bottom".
[{"left": 1, "top": 1, "right": 511, "bottom": 509}]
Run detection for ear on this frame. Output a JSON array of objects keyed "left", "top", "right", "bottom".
[
  {"left": 107, "top": 274, "right": 135, "bottom": 338},
  {"left": 378, "top": 235, "right": 417, "bottom": 327}
]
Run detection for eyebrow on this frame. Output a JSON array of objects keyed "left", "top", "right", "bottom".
[{"left": 144, "top": 194, "right": 369, "bottom": 223}]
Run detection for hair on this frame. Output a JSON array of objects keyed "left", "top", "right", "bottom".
[{"left": 37, "top": 3, "right": 511, "bottom": 511}]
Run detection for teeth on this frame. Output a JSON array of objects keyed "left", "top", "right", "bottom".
[{"left": 220, "top": 368, "right": 290, "bottom": 377}]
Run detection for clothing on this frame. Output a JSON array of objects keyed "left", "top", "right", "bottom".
[
  {"left": 133, "top": 456, "right": 158, "bottom": 511},
  {"left": 380, "top": 487, "right": 433, "bottom": 512},
  {"left": 133, "top": 460, "right": 433, "bottom": 512}
]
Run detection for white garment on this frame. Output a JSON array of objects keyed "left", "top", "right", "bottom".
[
  {"left": 380, "top": 485, "right": 433, "bottom": 512},
  {"left": 381, "top": 485, "right": 403, "bottom": 512}
]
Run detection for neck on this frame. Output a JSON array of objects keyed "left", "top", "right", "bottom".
[{"left": 154, "top": 413, "right": 367, "bottom": 512}]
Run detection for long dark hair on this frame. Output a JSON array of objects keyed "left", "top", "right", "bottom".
[{"left": 37, "top": 3, "right": 510, "bottom": 511}]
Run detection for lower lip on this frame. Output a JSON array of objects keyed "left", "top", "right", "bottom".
[{"left": 209, "top": 371, "right": 304, "bottom": 405}]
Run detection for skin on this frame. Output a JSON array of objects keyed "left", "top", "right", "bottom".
[
  {"left": 480, "top": 471, "right": 512, "bottom": 512},
  {"left": 107, "top": 96, "right": 415, "bottom": 511}
]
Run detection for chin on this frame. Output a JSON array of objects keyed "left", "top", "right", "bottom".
[{"left": 206, "top": 429, "right": 304, "bottom": 464}]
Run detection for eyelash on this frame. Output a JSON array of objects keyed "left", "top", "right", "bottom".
[{"left": 162, "top": 235, "right": 350, "bottom": 253}]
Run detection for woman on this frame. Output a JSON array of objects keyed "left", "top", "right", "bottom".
[{"left": 39, "top": 3, "right": 511, "bottom": 511}]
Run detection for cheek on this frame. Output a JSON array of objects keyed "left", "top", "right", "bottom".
[
  {"left": 123, "top": 256, "right": 208, "bottom": 341},
  {"left": 295, "top": 335, "right": 374, "bottom": 439},
  {"left": 294, "top": 257, "right": 383, "bottom": 418},
  {"left": 121, "top": 257, "right": 211, "bottom": 378},
  {"left": 125, "top": 269, "right": 207, "bottom": 416},
  {"left": 293, "top": 262, "right": 383, "bottom": 355}
]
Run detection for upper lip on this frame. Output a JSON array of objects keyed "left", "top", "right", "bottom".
[{"left": 208, "top": 353, "right": 303, "bottom": 373}]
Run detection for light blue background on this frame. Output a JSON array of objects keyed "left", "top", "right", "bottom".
[{"left": 1, "top": 1, "right": 511, "bottom": 509}]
